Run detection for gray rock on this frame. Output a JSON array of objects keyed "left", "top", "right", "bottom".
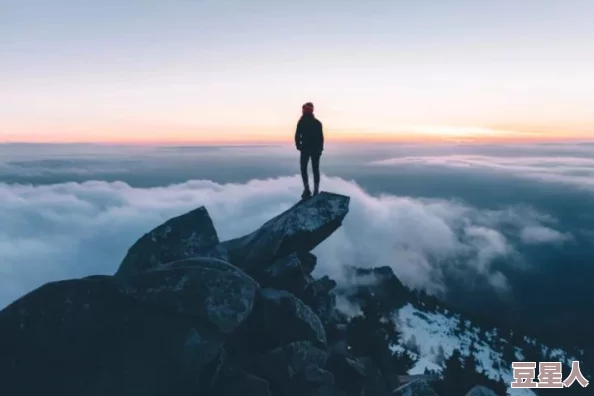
[
  {"left": 325, "top": 354, "right": 366, "bottom": 395},
  {"left": 265, "top": 252, "right": 303, "bottom": 277},
  {"left": 115, "top": 206, "right": 220, "bottom": 277},
  {"left": 245, "top": 341, "right": 328, "bottom": 391},
  {"left": 0, "top": 276, "right": 223, "bottom": 396},
  {"left": 258, "top": 253, "right": 318, "bottom": 297},
  {"left": 160, "top": 256, "right": 245, "bottom": 275},
  {"left": 312, "top": 386, "right": 351, "bottom": 396},
  {"left": 307, "top": 275, "right": 338, "bottom": 296},
  {"left": 392, "top": 380, "right": 439, "bottom": 396},
  {"left": 465, "top": 385, "right": 499, "bottom": 396},
  {"left": 215, "top": 371, "right": 272, "bottom": 396},
  {"left": 298, "top": 363, "right": 335, "bottom": 386},
  {"left": 311, "top": 290, "right": 339, "bottom": 326},
  {"left": 260, "top": 288, "right": 327, "bottom": 347},
  {"left": 359, "top": 357, "right": 391, "bottom": 396},
  {"left": 221, "top": 192, "right": 350, "bottom": 275},
  {"left": 115, "top": 265, "right": 258, "bottom": 334},
  {"left": 289, "top": 364, "right": 335, "bottom": 396}
]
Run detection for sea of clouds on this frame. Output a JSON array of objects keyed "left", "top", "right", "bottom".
[{"left": 0, "top": 174, "right": 571, "bottom": 310}]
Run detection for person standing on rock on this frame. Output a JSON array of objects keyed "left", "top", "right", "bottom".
[{"left": 295, "top": 102, "right": 324, "bottom": 199}]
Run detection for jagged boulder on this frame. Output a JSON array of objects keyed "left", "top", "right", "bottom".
[
  {"left": 244, "top": 341, "right": 329, "bottom": 396},
  {"left": 465, "top": 385, "right": 499, "bottom": 396},
  {"left": 115, "top": 206, "right": 221, "bottom": 277},
  {"left": 338, "top": 266, "right": 411, "bottom": 313},
  {"left": 392, "top": 380, "right": 439, "bottom": 396},
  {"left": 260, "top": 288, "right": 327, "bottom": 347},
  {"left": 359, "top": 357, "right": 392, "bottom": 396},
  {"left": 258, "top": 252, "right": 318, "bottom": 295},
  {"left": 161, "top": 256, "right": 245, "bottom": 274},
  {"left": 326, "top": 353, "right": 366, "bottom": 395},
  {"left": 221, "top": 192, "right": 349, "bottom": 275},
  {"left": 0, "top": 275, "right": 223, "bottom": 396},
  {"left": 213, "top": 370, "right": 272, "bottom": 396},
  {"left": 228, "top": 288, "right": 328, "bottom": 359},
  {"left": 0, "top": 192, "right": 356, "bottom": 396},
  {"left": 115, "top": 263, "right": 259, "bottom": 334},
  {"left": 265, "top": 252, "right": 317, "bottom": 279}
]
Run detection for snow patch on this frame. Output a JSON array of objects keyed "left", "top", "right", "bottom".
[{"left": 392, "top": 303, "right": 544, "bottom": 396}]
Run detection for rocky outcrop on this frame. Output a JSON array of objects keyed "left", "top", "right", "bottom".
[
  {"left": 221, "top": 192, "right": 349, "bottom": 276},
  {"left": 115, "top": 206, "right": 221, "bottom": 277},
  {"left": 393, "top": 380, "right": 440, "bottom": 396},
  {"left": 0, "top": 276, "right": 224, "bottom": 396},
  {"left": 115, "top": 265, "right": 258, "bottom": 334},
  {"left": 0, "top": 190, "right": 496, "bottom": 396},
  {"left": 465, "top": 385, "right": 499, "bottom": 396}
]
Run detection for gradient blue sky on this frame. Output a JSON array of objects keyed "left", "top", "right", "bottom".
[{"left": 1, "top": 0, "right": 593, "bottom": 143}]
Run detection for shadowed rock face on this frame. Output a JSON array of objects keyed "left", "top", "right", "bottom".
[
  {"left": 0, "top": 190, "right": 484, "bottom": 396},
  {"left": 115, "top": 206, "right": 220, "bottom": 277},
  {"left": 393, "top": 380, "right": 440, "bottom": 396},
  {"left": 245, "top": 341, "right": 329, "bottom": 395},
  {"left": 221, "top": 192, "right": 350, "bottom": 275},
  {"left": 465, "top": 385, "right": 498, "bottom": 396},
  {"left": 115, "top": 265, "right": 259, "bottom": 334},
  {"left": 0, "top": 276, "right": 224, "bottom": 396},
  {"left": 260, "top": 288, "right": 327, "bottom": 347}
]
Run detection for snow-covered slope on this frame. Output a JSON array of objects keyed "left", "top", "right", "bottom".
[{"left": 391, "top": 303, "right": 578, "bottom": 396}]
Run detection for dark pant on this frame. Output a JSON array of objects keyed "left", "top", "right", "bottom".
[{"left": 300, "top": 150, "right": 321, "bottom": 190}]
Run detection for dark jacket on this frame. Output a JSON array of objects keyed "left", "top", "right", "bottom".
[{"left": 295, "top": 114, "right": 324, "bottom": 153}]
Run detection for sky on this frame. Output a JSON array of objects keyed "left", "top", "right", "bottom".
[{"left": 1, "top": 0, "right": 594, "bottom": 144}]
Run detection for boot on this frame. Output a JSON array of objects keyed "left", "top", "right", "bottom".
[
  {"left": 301, "top": 187, "right": 312, "bottom": 199},
  {"left": 313, "top": 183, "right": 319, "bottom": 195}
]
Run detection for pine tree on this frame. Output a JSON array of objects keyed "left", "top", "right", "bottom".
[
  {"left": 433, "top": 349, "right": 466, "bottom": 395},
  {"left": 455, "top": 317, "right": 466, "bottom": 336},
  {"left": 469, "top": 341, "right": 478, "bottom": 356},
  {"left": 404, "top": 334, "right": 420, "bottom": 355},
  {"left": 391, "top": 349, "right": 417, "bottom": 373},
  {"left": 502, "top": 341, "right": 516, "bottom": 364},
  {"left": 462, "top": 352, "right": 479, "bottom": 378},
  {"left": 434, "top": 345, "right": 446, "bottom": 366}
]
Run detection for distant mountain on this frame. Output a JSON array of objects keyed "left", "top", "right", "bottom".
[{"left": 338, "top": 266, "right": 591, "bottom": 396}]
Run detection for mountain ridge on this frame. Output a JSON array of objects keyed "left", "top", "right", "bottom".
[{"left": 0, "top": 191, "right": 588, "bottom": 396}]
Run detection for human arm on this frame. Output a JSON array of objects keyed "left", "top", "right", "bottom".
[
  {"left": 295, "top": 119, "right": 302, "bottom": 150},
  {"left": 320, "top": 121, "right": 324, "bottom": 152},
  {"left": 318, "top": 120, "right": 324, "bottom": 152}
]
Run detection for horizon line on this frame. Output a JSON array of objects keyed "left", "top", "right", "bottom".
[{"left": 1, "top": 136, "right": 593, "bottom": 146}]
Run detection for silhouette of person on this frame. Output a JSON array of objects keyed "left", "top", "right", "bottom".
[{"left": 295, "top": 102, "right": 324, "bottom": 199}]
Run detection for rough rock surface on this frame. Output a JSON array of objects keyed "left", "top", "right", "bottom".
[
  {"left": 213, "top": 371, "right": 272, "bottom": 396},
  {"left": 0, "top": 276, "right": 223, "bottom": 396},
  {"left": 116, "top": 265, "right": 259, "bottom": 334},
  {"left": 244, "top": 341, "right": 329, "bottom": 395},
  {"left": 260, "top": 288, "right": 327, "bottom": 347},
  {"left": 393, "top": 380, "right": 440, "bottom": 396},
  {"left": 116, "top": 206, "right": 220, "bottom": 277},
  {"left": 465, "top": 385, "right": 499, "bottom": 396},
  {"left": 221, "top": 192, "right": 349, "bottom": 275},
  {"left": 0, "top": 191, "right": 497, "bottom": 396}
]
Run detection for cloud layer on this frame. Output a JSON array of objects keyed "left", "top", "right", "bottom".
[
  {"left": 369, "top": 154, "right": 594, "bottom": 191},
  {"left": 0, "top": 175, "right": 570, "bottom": 309}
]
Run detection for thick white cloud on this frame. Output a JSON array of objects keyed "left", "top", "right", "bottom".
[
  {"left": 0, "top": 176, "right": 570, "bottom": 309},
  {"left": 520, "top": 225, "right": 571, "bottom": 245}
]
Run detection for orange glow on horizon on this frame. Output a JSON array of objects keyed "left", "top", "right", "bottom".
[{"left": 1, "top": 122, "right": 592, "bottom": 146}]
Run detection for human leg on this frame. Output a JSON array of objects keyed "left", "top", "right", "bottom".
[
  {"left": 300, "top": 151, "right": 312, "bottom": 197},
  {"left": 311, "top": 152, "right": 321, "bottom": 194}
]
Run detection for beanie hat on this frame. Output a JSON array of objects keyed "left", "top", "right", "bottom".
[{"left": 302, "top": 102, "right": 314, "bottom": 113}]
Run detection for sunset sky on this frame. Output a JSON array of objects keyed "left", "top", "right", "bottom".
[{"left": 1, "top": 0, "right": 593, "bottom": 144}]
